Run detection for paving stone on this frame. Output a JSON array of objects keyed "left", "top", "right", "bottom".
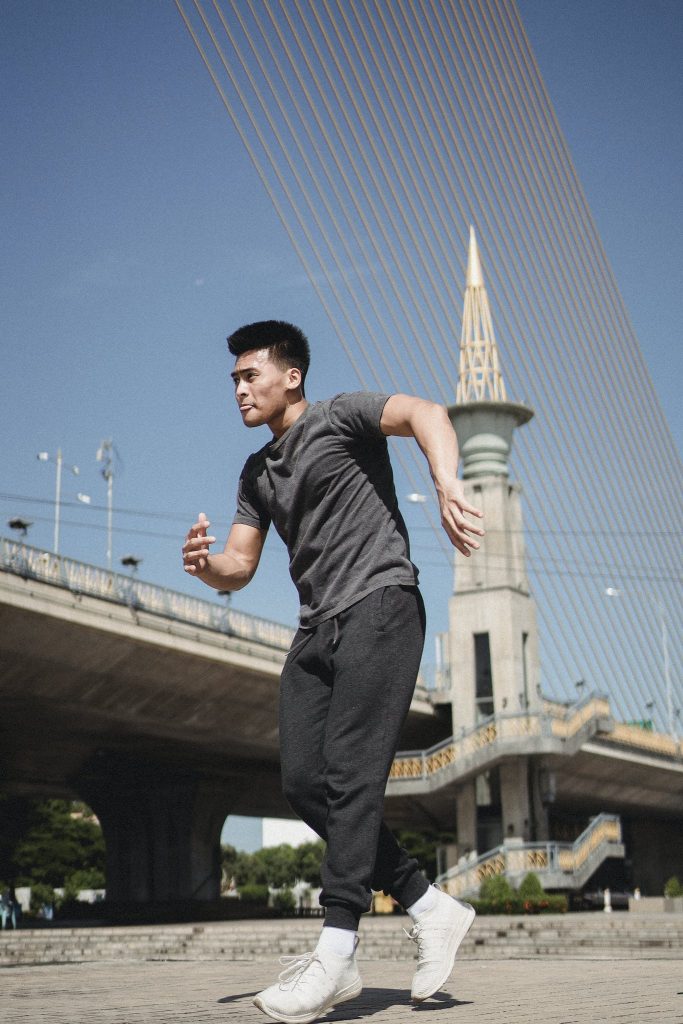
[{"left": 3, "top": 957, "right": 683, "bottom": 1023}]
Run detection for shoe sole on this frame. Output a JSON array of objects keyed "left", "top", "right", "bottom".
[
  {"left": 253, "top": 977, "right": 362, "bottom": 1024},
  {"left": 411, "top": 900, "right": 476, "bottom": 1003}
]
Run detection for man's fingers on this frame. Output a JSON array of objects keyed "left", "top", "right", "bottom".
[
  {"left": 460, "top": 501, "right": 484, "bottom": 519},
  {"left": 442, "top": 510, "right": 483, "bottom": 555},
  {"left": 182, "top": 514, "right": 214, "bottom": 577},
  {"left": 183, "top": 536, "right": 215, "bottom": 552}
]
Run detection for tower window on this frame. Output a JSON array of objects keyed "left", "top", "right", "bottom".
[{"left": 474, "top": 632, "right": 494, "bottom": 720}]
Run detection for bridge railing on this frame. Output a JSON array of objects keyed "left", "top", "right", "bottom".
[{"left": 0, "top": 537, "right": 294, "bottom": 652}]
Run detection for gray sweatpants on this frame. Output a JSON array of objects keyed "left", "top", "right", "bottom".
[{"left": 279, "top": 584, "right": 429, "bottom": 930}]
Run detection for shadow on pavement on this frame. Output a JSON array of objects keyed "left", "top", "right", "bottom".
[{"left": 217, "top": 987, "right": 473, "bottom": 1016}]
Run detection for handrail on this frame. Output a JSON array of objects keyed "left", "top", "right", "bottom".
[
  {"left": 0, "top": 537, "right": 294, "bottom": 652},
  {"left": 389, "top": 693, "right": 612, "bottom": 782},
  {"left": 438, "top": 813, "right": 623, "bottom": 896}
]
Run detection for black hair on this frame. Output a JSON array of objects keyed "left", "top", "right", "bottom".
[{"left": 227, "top": 320, "right": 310, "bottom": 395}]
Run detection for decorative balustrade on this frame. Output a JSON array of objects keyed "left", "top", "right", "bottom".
[
  {"left": 1, "top": 537, "right": 294, "bottom": 652},
  {"left": 390, "top": 691, "right": 680, "bottom": 784},
  {"left": 607, "top": 721, "right": 680, "bottom": 758},
  {"left": 440, "top": 814, "right": 623, "bottom": 897},
  {"left": 389, "top": 708, "right": 552, "bottom": 782},
  {"left": 550, "top": 696, "right": 611, "bottom": 738}
]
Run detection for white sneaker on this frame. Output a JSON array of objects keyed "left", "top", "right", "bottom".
[
  {"left": 407, "top": 886, "right": 475, "bottom": 1002},
  {"left": 253, "top": 941, "right": 362, "bottom": 1024}
]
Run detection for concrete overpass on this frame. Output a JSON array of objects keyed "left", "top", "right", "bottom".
[
  {"left": 3, "top": 538, "right": 681, "bottom": 904},
  {"left": 0, "top": 538, "right": 443, "bottom": 904}
]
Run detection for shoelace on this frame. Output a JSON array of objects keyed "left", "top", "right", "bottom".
[
  {"left": 277, "top": 951, "right": 325, "bottom": 988},
  {"left": 404, "top": 923, "right": 442, "bottom": 966}
]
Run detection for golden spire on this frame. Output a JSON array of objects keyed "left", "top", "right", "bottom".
[{"left": 456, "top": 226, "right": 507, "bottom": 403}]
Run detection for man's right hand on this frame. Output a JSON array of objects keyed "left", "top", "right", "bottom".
[{"left": 182, "top": 512, "right": 217, "bottom": 576}]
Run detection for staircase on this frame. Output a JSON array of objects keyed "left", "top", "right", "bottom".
[
  {"left": 2, "top": 912, "right": 682, "bottom": 967},
  {"left": 438, "top": 814, "right": 624, "bottom": 897}
]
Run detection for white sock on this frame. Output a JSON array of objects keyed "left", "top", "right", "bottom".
[
  {"left": 407, "top": 884, "right": 438, "bottom": 921},
  {"left": 316, "top": 926, "right": 357, "bottom": 957}
]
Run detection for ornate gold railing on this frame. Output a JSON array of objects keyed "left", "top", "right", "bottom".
[
  {"left": 390, "top": 693, "right": 680, "bottom": 783},
  {"left": 550, "top": 697, "right": 611, "bottom": 738},
  {"left": 604, "top": 721, "right": 680, "bottom": 758}
]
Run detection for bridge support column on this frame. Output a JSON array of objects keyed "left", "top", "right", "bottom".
[
  {"left": 455, "top": 780, "right": 477, "bottom": 858},
  {"left": 500, "top": 757, "right": 531, "bottom": 841},
  {"left": 79, "top": 757, "right": 233, "bottom": 903}
]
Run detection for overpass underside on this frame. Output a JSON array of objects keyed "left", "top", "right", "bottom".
[{"left": 0, "top": 553, "right": 441, "bottom": 905}]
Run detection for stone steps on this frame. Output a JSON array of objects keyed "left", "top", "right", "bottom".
[{"left": 2, "top": 914, "right": 682, "bottom": 966}]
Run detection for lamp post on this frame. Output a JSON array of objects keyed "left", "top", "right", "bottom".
[
  {"left": 120, "top": 555, "right": 142, "bottom": 576},
  {"left": 37, "top": 449, "right": 80, "bottom": 554},
  {"left": 605, "top": 587, "right": 676, "bottom": 739},
  {"left": 97, "top": 440, "right": 115, "bottom": 571}
]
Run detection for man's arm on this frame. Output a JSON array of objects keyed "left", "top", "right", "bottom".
[
  {"left": 182, "top": 512, "right": 266, "bottom": 590},
  {"left": 380, "top": 394, "right": 484, "bottom": 556}
]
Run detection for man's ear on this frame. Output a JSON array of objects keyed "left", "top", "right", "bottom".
[{"left": 285, "top": 366, "right": 302, "bottom": 392}]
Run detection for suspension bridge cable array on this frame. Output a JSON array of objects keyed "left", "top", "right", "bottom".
[{"left": 174, "top": 0, "right": 681, "bottom": 726}]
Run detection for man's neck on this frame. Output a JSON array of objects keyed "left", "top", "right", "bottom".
[{"left": 270, "top": 397, "right": 309, "bottom": 439}]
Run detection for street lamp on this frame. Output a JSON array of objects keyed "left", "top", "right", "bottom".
[
  {"left": 7, "top": 517, "right": 32, "bottom": 537},
  {"left": 605, "top": 587, "right": 676, "bottom": 740},
  {"left": 37, "top": 449, "right": 80, "bottom": 554},
  {"left": 120, "top": 554, "right": 142, "bottom": 575}
]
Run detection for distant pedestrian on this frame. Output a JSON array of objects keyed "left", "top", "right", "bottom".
[
  {"left": 0, "top": 891, "right": 17, "bottom": 930},
  {"left": 183, "top": 321, "right": 483, "bottom": 1023}
]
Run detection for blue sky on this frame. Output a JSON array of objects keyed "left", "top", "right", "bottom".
[{"left": 1, "top": 1, "right": 681, "bottom": 848}]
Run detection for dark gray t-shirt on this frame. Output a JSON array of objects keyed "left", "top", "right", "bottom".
[{"left": 232, "top": 392, "right": 419, "bottom": 626}]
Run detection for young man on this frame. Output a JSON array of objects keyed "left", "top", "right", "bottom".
[{"left": 182, "top": 320, "right": 484, "bottom": 1024}]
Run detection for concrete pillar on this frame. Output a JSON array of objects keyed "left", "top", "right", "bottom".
[
  {"left": 455, "top": 780, "right": 478, "bottom": 857},
  {"left": 530, "top": 760, "right": 550, "bottom": 841},
  {"left": 500, "top": 758, "right": 531, "bottom": 841},
  {"left": 78, "top": 756, "right": 233, "bottom": 903}
]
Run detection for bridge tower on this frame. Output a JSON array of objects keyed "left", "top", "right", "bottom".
[{"left": 446, "top": 227, "right": 544, "bottom": 857}]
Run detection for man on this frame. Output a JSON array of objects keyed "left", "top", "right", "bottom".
[{"left": 182, "top": 320, "right": 484, "bottom": 1024}]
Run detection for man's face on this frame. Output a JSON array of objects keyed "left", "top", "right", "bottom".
[{"left": 231, "top": 348, "right": 297, "bottom": 429}]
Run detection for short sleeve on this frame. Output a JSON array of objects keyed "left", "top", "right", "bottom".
[
  {"left": 327, "top": 392, "right": 391, "bottom": 441},
  {"left": 232, "top": 458, "right": 271, "bottom": 531}
]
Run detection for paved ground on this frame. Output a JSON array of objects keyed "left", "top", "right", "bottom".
[{"left": 4, "top": 956, "right": 682, "bottom": 1023}]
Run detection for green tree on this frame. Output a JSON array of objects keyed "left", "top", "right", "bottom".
[
  {"left": 294, "top": 841, "right": 325, "bottom": 887},
  {"left": 396, "top": 829, "right": 455, "bottom": 881},
  {"left": 1, "top": 798, "right": 105, "bottom": 888},
  {"left": 251, "top": 844, "right": 298, "bottom": 889},
  {"left": 221, "top": 843, "right": 240, "bottom": 885}
]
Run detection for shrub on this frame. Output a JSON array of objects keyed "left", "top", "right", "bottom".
[
  {"left": 518, "top": 872, "right": 544, "bottom": 900},
  {"left": 29, "top": 882, "right": 56, "bottom": 913},
  {"left": 272, "top": 888, "right": 296, "bottom": 914},
  {"left": 479, "top": 874, "right": 514, "bottom": 901},
  {"left": 238, "top": 883, "right": 269, "bottom": 905},
  {"left": 472, "top": 893, "right": 567, "bottom": 915},
  {"left": 664, "top": 876, "right": 683, "bottom": 898}
]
